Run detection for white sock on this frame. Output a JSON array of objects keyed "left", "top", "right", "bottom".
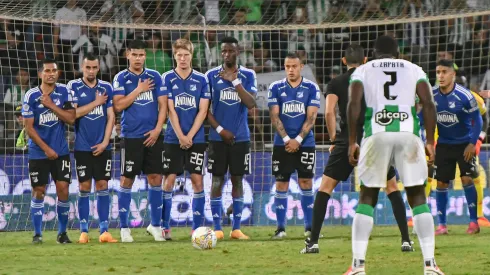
[
  {"left": 352, "top": 213, "right": 373, "bottom": 267},
  {"left": 413, "top": 212, "right": 436, "bottom": 264}
]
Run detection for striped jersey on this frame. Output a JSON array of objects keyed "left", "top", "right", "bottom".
[{"left": 350, "top": 58, "right": 429, "bottom": 138}]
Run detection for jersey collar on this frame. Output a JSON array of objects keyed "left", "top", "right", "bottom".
[
  {"left": 173, "top": 69, "right": 193, "bottom": 80},
  {"left": 127, "top": 67, "right": 146, "bottom": 76},
  {"left": 286, "top": 77, "right": 303, "bottom": 89},
  {"left": 440, "top": 83, "right": 456, "bottom": 96},
  {"left": 81, "top": 78, "right": 99, "bottom": 89}
]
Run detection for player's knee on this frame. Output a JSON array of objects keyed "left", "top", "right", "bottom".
[
  {"left": 55, "top": 182, "right": 69, "bottom": 201},
  {"left": 164, "top": 174, "right": 176, "bottom": 191},
  {"left": 359, "top": 186, "right": 380, "bottom": 207},
  {"left": 275, "top": 181, "right": 290, "bottom": 192},
  {"left": 436, "top": 181, "right": 449, "bottom": 188},
  {"left": 274, "top": 174, "right": 291, "bottom": 184},
  {"left": 191, "top": 175, "right": 204, "bottom": 193},
  {"left": 32, "top": 186, "right": 46, "bottom": 200},
  {"left": 95, "top": 180, "right": 108, "bottom": 191},
  {"left": 297, "top": 177, "right": 312, "bottom": 190},
  {"left": 460, "top": 176, "right": 474, "bottom": 186},
  {"left": 211, "top": 176, "right": 225, "bottom": 197},
  {"left": 120, "top": 176, "right": 134, "bottom": 188},
  {"left": 79, "top": 181, "right": 92, "bottom": 192},
  {"left": 318, "top": 175, "right": 337, "bottom": 194},
  {"left": 147, "top": 174, "right": 162, "bottom": 186},
  {"left": 385, "top": 177, "right": 398, "bottom": 194},
  {"left": 405, "top": 185, "right": 426, "bottom": 208}
]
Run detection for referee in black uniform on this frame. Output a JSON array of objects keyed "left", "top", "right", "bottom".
[{"left": 300, "top": 44, "right": 413, "bottom": 254}]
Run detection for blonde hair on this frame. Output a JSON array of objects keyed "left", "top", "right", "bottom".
[{"left": 172, "top": 38, "right": 194, "bottom": 54}]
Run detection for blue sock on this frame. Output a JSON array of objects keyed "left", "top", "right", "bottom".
[
  {"left": 232, "top": 197, "right": 244, "bottom": 231},
  {"left": 301, "top": 188, "right": 314, "bottom": 230},
  {"left": 31, "top": 198, "right": 44, "bottom": 236},
  {"left": 210, "top": 196, "right": 222, "bottom": 231},
  {"left": 436, "top": 187, "right": 448, "bottom": 226},
  {"left": 148, "top": 185, "right": 163, "bottom": 227},
  {"left": 78, "top": 191, "right": 90, "bottom": 233},
  {"left": 275, "top": 191, "right": 288, "bottom": 230},
  {"left": 97, "top": 189, "right": 110, "bottom": 234},
  {"left": 463, "top": 183, "right": 478, "bottom": 223},
  {"left": 57, "top": 199, "right": 70, "bottom": 234},
  {"left": 192, "top": 191, "right": 205, "bottom": 230},
  {"left": 118, "top": 187, "right": 132, "bottom": 228},
  {"left": 162, "top": 191, "right": 172, "bottom": 230}
]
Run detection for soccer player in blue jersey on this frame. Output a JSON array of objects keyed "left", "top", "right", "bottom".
[
  {"left": 433, "top": 59, "right": 482, "bottom": 235},
  {"left": 23, "top": 59, "right": 76, "bottom": 244},
  {"left": 268, "top": 52, "right": 320, "bottom": 239},
  {"left": 161, "top": 39, "right": 210, "bottom": 239},
  {"left": 112, "top": 40, "right": 167, "bottom": 242},
  {"left": 68, "top": 54, "right": 117, "bottom": 243},
  {"left": 206, "top": 36, "right": 257, "bottom": 240}
]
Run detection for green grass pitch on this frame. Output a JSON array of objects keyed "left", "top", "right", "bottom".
[{"left": 0, "top": 225, "right": 488, "bottom": 275}]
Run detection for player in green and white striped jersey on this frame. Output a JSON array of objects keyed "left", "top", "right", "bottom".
[{"left": 344, "top": 36, "right": 444, "bottom": 275}]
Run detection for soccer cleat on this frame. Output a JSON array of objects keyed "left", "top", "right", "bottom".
[
  {"left": 99, "top": 232, "right": 118, "bottom": 243},
  {"left": 32, "top": 234, "right": 42, "bottom": 245},
  {"left": 425, "top": 260, "right": 444, "bottom": 275},
  {"left": 272, "top": 229, "right": 287, "bottom": 239},
  {"left": 435, "top": 225, "right": 448, "bottom": 235},
  {"left": 78, "top": 232, "right": 89, "bottom": 244},
  {"left": 477, "top": 217, "right": 490, "bottom": 227},
  {"left": 401, "top": 241, "right": 415, "bottom": 252},
  {"left": 343, "top": 266, "right": 366, "bottom": 275},
  {"left": 163, "top": 229, "right": 172, "bottom": 241},
  {"left": 230, "top": 229, "right": 250, "bottom": 240},
  {"left": 146, "top": 224, "right": 166, "bottom": 242},
  {"left": 120, "top": 228, "right": 134, "bottom": 243},
  {"left": 466, "top": 222, "right": 480, "bottom": 234},
  {"left": 57, "top": 232, "right": 72, "bottom": 244},
  {"left": 407, "top": 217, "right": 414, "bottom": 227},
  {"left": 300, "top": 239, "right": 319, "bottom": 254},
  {"left": 214, "top": 230, "right": 224, "bottom": 240}
]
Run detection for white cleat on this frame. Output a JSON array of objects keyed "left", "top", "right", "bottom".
[
  {"left": 424, "top": 266, "right": 444, "bottom": 275},
  {"left": 146, "top": 224, "right": 166, "bottom": 242},
  {"left": 120, "top": 228, "right": 134, "bottom": 243},
  {"left": 344, "top": 267, "right": 366, "bottom": 275},
  {"left": 272, "top": 229, "right": 287, "bottom": 239}
]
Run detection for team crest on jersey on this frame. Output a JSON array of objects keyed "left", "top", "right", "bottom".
[
  {"left": 85, "top": 105, "right": 105, "bottom": 120},
  {"left": 282, "top": 100, "right": 305, "bottom": 118},
  {"left": 374, "top": 109, "right": 408, "bottom": 126},
  {"left": 448, "top": 101, "right": 456, "bottom": 109},
  {"left": 437, "top": 111, "right": 459, "bottom": 127},
  {"left": 133, "top": 91, "right": 154, "bottom": 106},
  {"left": 297, "top": 91, "right": 303, "bottom": 98},
  {"left": 190, "top": 84, "right": 197, "bottom": 91},
  {"left": 174, "top": 93, "right": 197, "bottom": 110},
  {"left": 219, "top": 87, "right": 241, "bottom": 106},
  {"left": 39, "top": 110, "right": 59, "bottom": 127}
]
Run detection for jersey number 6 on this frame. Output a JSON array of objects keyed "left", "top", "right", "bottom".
[{"left": 383, "top": 71, "right": 398, "bottom": 100}]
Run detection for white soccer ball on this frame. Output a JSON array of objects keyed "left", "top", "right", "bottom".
[{"left": 191, "top": 226, "right": 217, "bottom": 250}]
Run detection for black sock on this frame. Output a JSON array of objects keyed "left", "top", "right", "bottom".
[
  {"left": 310, "top": 191, "right": 330, "bottom": 244},
  {"left": 388, "top": 190, "right": 410, "bottom": 243}
]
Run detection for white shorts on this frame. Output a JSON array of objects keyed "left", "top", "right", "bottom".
[{"left": 358, "top": 132, "right": 427, "bottom": 188}]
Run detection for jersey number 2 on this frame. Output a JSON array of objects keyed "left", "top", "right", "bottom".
[{"left": 383, "top": 71, "right": 398, "bottom": 100}]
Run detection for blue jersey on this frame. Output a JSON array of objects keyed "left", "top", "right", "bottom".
[
  {"left": 113, "top": 68, "right": 165, "bottom": 138},
  {"left": 205, "top": 65, "right": 257, "bottom": 142},
  {"left": 268, "top": 77, "right": 321, "bottom": 147},
  {"left": 163, "top": 70, "right": 210, "bottom": 144},
  {"left": 22, "top": 84, "right": 74, "bottom": 159},
  {"left": 434, "top": 83, "right": 482, "bottom": 144},
  {"left": 68, "top": 78, "right": 113, "bottom": 151}
]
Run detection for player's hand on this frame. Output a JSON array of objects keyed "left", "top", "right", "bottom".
[
  {"left": 91, "top": 142, "right": 108, "bottom": 156},
  {"left": 94, "top": 91, "right": 108, "bottom": 106},
  {"left": 143, "top": 128, "right": 161, "bottom": 147},
  {"left": 179, "top": 136, "right": 193, "bottom": 150},
  {"left": 40, "top": 95, "right": 55, "bottom": 109},
  {"left": 137, "top": 78, "right": 155, "bottom": 93},
  {"left": 463, "top": 143, "right": 476, "bottom": 162},
  {"left": 286, "top": 139, "right": 300, "bottom": 153},
  {"left": 476, "top": 138, "right": 483, "bottom": 156},
  {"left": 479, "top": 90, "right": 490, "bottom": 99},
  {"left": 348, "top": 143, "right": 360, "bottom": 166},
  {"left": 44, "top": 147, "right": 58, "bottom": 160},
  {"left": 219, "top": 70, "right": 238, "bottom": 83},
  {"left": 329, "top": 145, "right": 335, "bottom": 153},
  {"left": 425, "top": 143, "right": 435, "bottom": 166},
  {"left": 219, "top": 129, "right": 235, "bottom": 145}
]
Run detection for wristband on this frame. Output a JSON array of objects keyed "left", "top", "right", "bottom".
[
  {"left": 216, "top": 126, "right": 224, "bottom": 134},
  {"left": 295, "top": 136, "right": 303, "bottom": 143},
  {"left": 479, "top": 131, "right": 486, "bottom": 141},
  {"left": 283, "top": 136, "right": 291, "bottom": 143},
  {"left": 232, "top": 79, "right": 241, "bottom": 87}
]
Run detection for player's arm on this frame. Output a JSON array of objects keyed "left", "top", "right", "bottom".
[
  {"left": 75, "top": 92, "right": 108, "bottom": 118},
  {"left": 416, "top": 80, "right": 437, "bottom": 165},
  {"left": 267, "top": 84, "right": 289, "bottom": 140},
  {"left": 41, "top": 93, "right": 76, "bottom": 125},
  {"left": 113, "top": 78, "right": 153, "bottom": 112},
  {"left": 188, "top": 99, "right": 210, "bottom": 140},
  {"left": 347, "top": 80, "right": 363, "bottom": 166},
  {"left": 144, "top": 76, "right": 167, "bottom": 147},
  {"left": 206, "top": 73, "right": 235, "bottom": 144},
  {"left": 299, "top": 106, "right": 318, "bottom": 139},
  {"left": 325, "top": 82, "right": 338, "bottom": 143},
  {"left": 168, "top": 99, "right": 188, "bottom": 144},
  {"left": 219, "top": 70, "right": 256, "bottom": 109}
]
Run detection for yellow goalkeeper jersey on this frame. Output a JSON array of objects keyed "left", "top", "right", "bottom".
[{"left": 434, "top": 91, "right": 486, "bottom": 141}]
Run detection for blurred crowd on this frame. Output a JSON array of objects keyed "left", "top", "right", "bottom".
[{"left": 0, "top": 0, "right": 490, "bottom": 152}]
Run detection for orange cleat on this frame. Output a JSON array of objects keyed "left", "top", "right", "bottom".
[
  {"left": 343, "top": 266, "right": 366, "bottom": 275},
  {"left": 477, "top": 217, "right": 490, "bottom": 227},
  {"left": 435, "top": 225, "right": 448, "bottom": 235},
  {"left": 78, "top": 232, "right": 89, "bottom": 244},
  {"left": 466, "top": 222, "right": 480, "bottom": 235},
  {"left": 230, "top": 229, "right": 250, "bottom": 240},
  {"left": 214, "top": 230, "right": 224, "bottom": 240},
  {"left": 407, "top": 217, "right": 413, "bottom": 227},
  {"left": 99, "top": 231, "right": 118, "bottom": 243}
]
